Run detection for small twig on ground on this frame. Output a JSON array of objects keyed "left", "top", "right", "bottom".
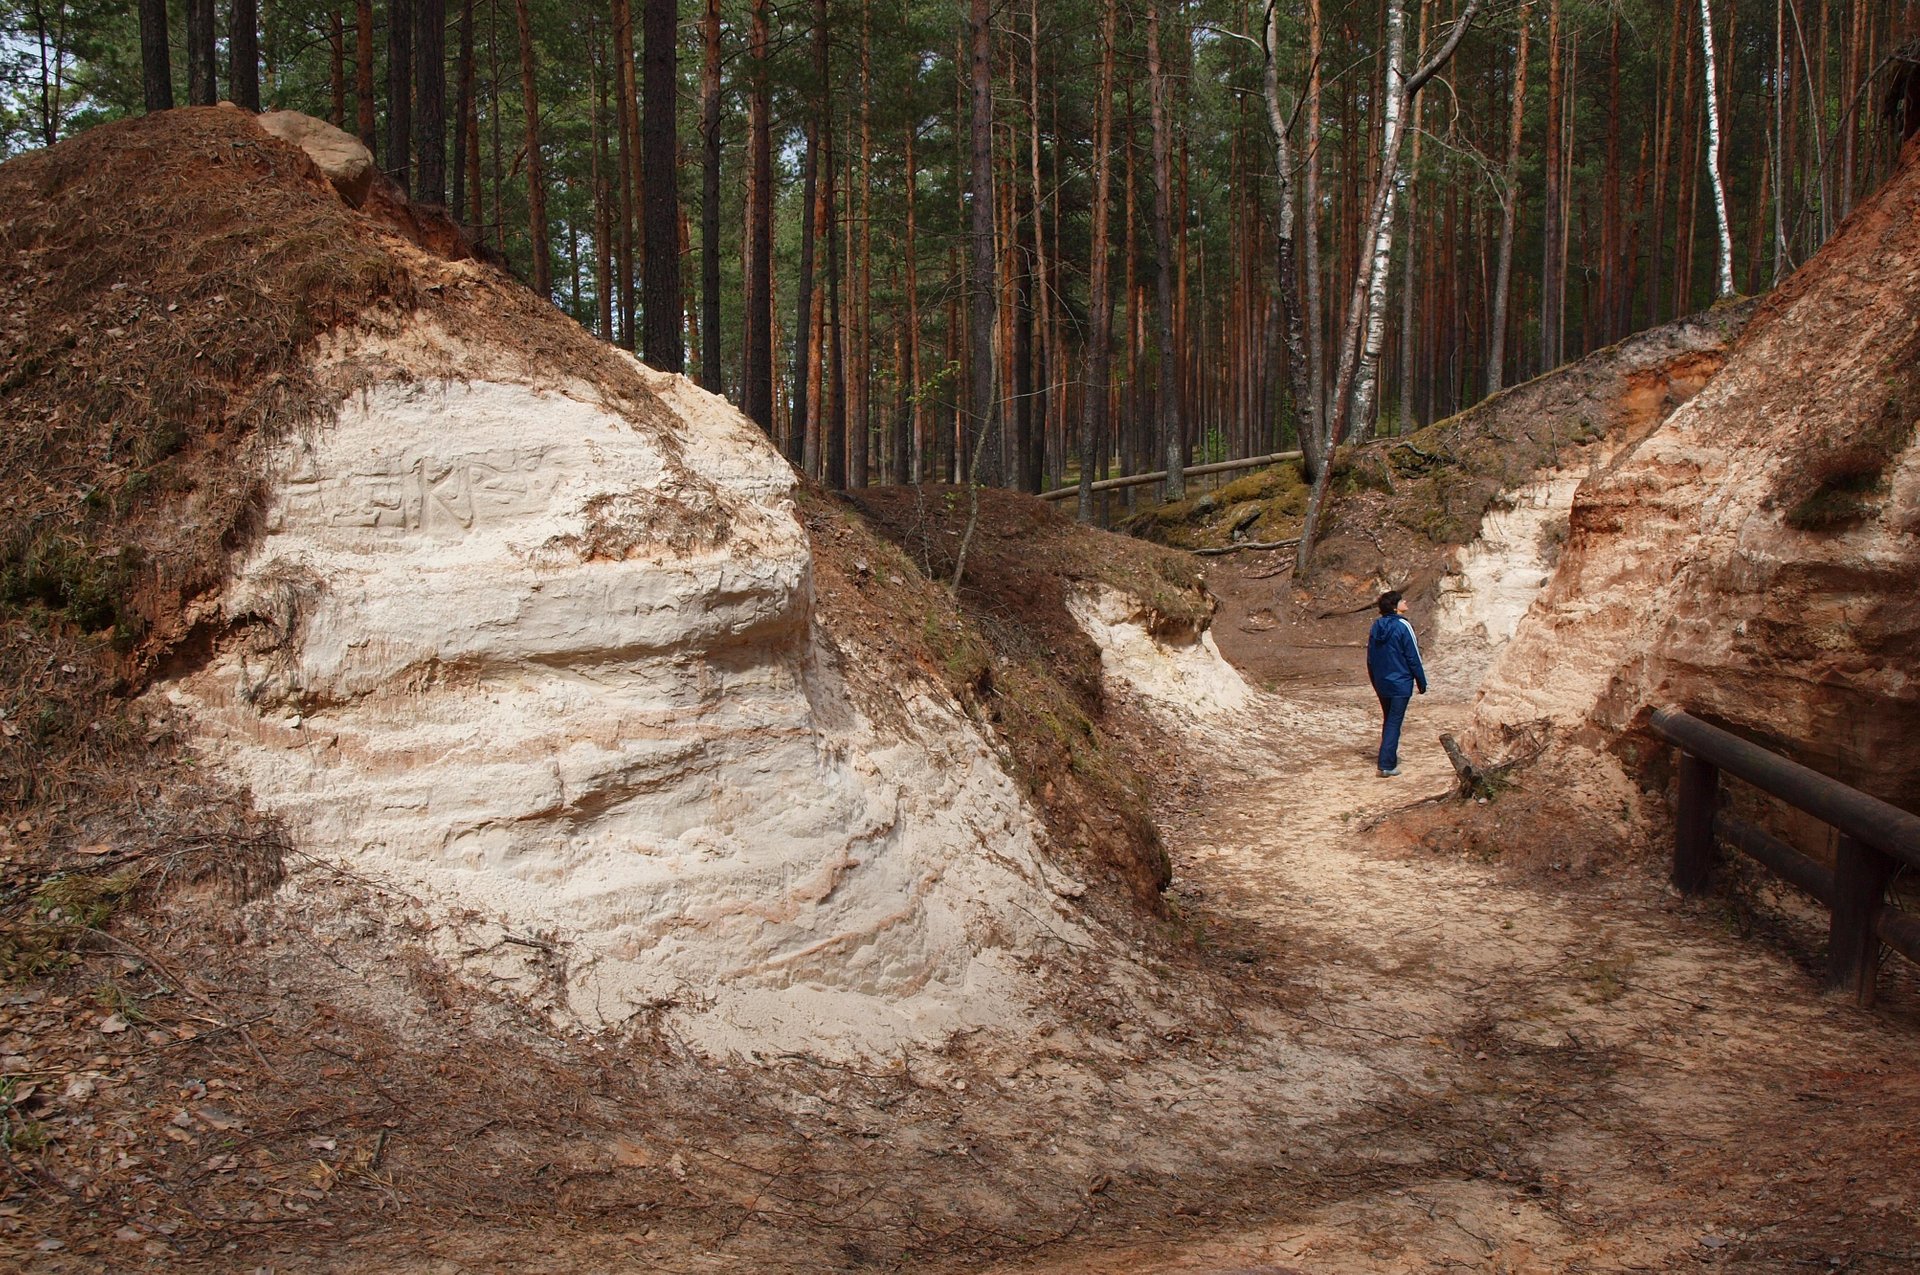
[{"left": 85, "top": 928, "right": 282, "bottom": 1081}]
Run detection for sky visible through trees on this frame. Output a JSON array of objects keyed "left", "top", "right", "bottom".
[{"left": 3, "top": 0, "right": 1917, "bottom": 508}]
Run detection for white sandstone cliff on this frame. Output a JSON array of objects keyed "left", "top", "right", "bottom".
[{"left": 155, "top": 117, "right": 1100, "bottom": 1059}]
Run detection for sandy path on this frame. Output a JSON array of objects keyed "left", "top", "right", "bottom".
[{"left": 977, "top": 674, "right": 1920, "bottom": 1275}]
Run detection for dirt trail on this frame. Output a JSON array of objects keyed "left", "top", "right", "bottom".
[{"left": 973, "top": 624, "right": 1920, "bottom": 1272}]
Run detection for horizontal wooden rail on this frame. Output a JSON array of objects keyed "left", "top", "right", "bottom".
[
  {"left": 1650, "top": 706, "right": 1920, "bottom": 1007},
  {"left": 1037, "top": 451, "right": 1304, "bottom": 502},
  {"left": 1713, "top": 812, "right": 1837, "bottom": 905},
  {"left": 1650, "top": 708, "right": 1920, "bottom": 869}
]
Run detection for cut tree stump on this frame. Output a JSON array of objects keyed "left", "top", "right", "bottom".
[{"left": 1440, "top": 733, "right": 1488, "bottom": 798}]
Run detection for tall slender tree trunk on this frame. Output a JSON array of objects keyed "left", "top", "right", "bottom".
[
  {"left": 852, "top": 0, "right": 873, "bottom": 488},
  {"left": 1079, "top": 0, "right": 1118, "bottom": 523},
  {"left": 611, "top": 0, "right": 637, "bottom": 347},
  {"left": 1698, "top": 0, "right": 1736, "bottom": 297},
  {"left": 453, "top": 0, "right": 475, "bottom": 219},
  {"left": 231, "top": 0, "right": 260, "bottom": 111},
  {"left": 1488, "top": 1, "right": 1532, "bottom": 392},
  {"left": 1771, "top": 0, "right": 1789, "bottom": 283},
  {"left": 1332, "top": 0, "right": 1407, "bottom": 443},
  {"left": 464, "top": 11, "right": 482, "bottom": 232},
  {"left": 827, "top": 139, "right": 847, "bottom": 487},
  {"left": 1262, "top": 1, "right": 1320, "bottom": 483},
  {"left": 1300, "top": 0, "right": 1483, "bottom": 568},
  {"left": 1013, "top": 190, "right": 1036, "bottom": 493},
  {"left": 1303, "top": 0, "right": 1328, "bottom": 439},
  {"left": 1026, "top": 0, "right": 1050, "bottom": 493},
  {"left": 904, "top": 119, "right": 923, "bottom": 482},
  {"left": 388, "top": 0, "right": 414, "bottom": 192},
  {"left": 330, "top": 12, "right": 348, "bottom": 127},
  {"left": 138, "top": 0, "right": 173, "bottom": 112},
  {"left": 1539, "top": 0, "right": 1563, "bottom": 369},
  {"left": 187, "top": 0, "right": 217, "bottom": 105},
  {"left": 356, "top": 0, "right": 376, "bottom": 154},
  {"left": 641, "top": 0, "right": 683, "bottom": 370},
  {"left": 489, "top": 0, "right": 504, "bottom": 242},
  {"left": 699, "top": 0, "right": 723, "bottom": 391},
  {"left": 743, "top": 0, "right": 774, "bottom": 434},
  {"left": 512, "top": 0, "right": 549, "bottom": 295},
  {"left": 1146, "top": 1, "right": 1182, "bottom": 499},
  {"left": 791, "top": 0, "right": 827, "bottom": 468},
  {"left": 1603, "top": 15, "right": 1623, "bottom": 340},
  {"left": 966, "top": 0, "right": 1002, "bottom": 487},
  {"left": 414, "top": 0, "right": 446, "bottom": 203},
  {"left": 590, "top": 13, "right": 613, "bottom": 338}
]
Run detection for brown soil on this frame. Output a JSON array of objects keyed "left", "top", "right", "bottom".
[{"left": 839, "top": 483, "right": 1219, "bottom": 906}]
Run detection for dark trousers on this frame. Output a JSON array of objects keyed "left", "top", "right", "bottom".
[{"left": 1375, "top": 689, "right": 1411, "bottom": 772}]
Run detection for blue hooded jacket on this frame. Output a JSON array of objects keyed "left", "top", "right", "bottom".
[{"left": 1367, "top": 613, "right": 1427, "bottom": 697}]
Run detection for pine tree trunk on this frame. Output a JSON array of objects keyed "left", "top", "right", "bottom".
[
  {"left": 966, "top": 0, "right": 1002, "bottom": 487},
  {"left": 1397, "top": 0, "right": 1430, "bottom": 431},
  {"left": 904, "top": 119, "right": 922, "bottom": 481},
  {"left": 388, "top": 0, "right": 414, "bottom": 192},
  {"left": 1026, "top": 0, "right": 1051, "bottom": 493},
  {"left": 611, "top": 0, "right": 637, "bottom": 348},
  {"left": 512, "top": 0, "right": 549, "bottom": 296},
  {"left": 1261, "top": 0, "right": 1319, "bottom": 477},
  {"left": 590, "top": 12, "right": 613, "bottom": 338},
  {"left": 230, "top": 0, "right": 260, "bottom": 111},
  {"left": 852, "top": 0, "right": 873, "bottom": 488},
  {"left": 414, "top": 0, "right": 445, "bottom": 203},
  {"left": 1146, "top": 0, "right": 1182, "bottom": 500},
  {"left": 828, "top": 141, "right": 847, "bottom": 488},
  {"left": 743, "top": 0, "right": 775, "bottom": 434},
  {"left": 700, "top": 0, "right": 723, "bottom": 391},
  {"left": 791, "top": 0, "right": 826, "bottom": 469},
  {"left": 640, "top": 0, "right": 683, "bottom": 370},
  {"left": 356, "top": 0, "right": 377, "bottom": 154},
  {"left": 138, "top": 0, "right": 173, "bottom": 112},
  {"left": 1078, "top": 0, "right": 1118, "bottom": 522},
  {"left": 1488, "top": 1, "right": 1531, "bottom": 392},
  {"left": 1539, "top": 0, "right": 1562, "bottom": 369},
  {"left": 453, "top": 0, "right": 475, "bottom": 220},
  {"left": 329, "top": 12, "right": 347, "bottom": 126},
  {"left": 1303, "top": 0, "right": 1328, "bottom": 442},
  {"left": 187, "top": 0, "right": 217, "bottom": 105}
]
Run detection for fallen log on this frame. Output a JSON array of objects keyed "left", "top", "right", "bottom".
[{"left": 1191, "top": 538, "right": 1301, "bottom": 557}]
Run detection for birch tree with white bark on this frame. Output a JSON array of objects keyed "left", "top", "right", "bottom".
[
  {"left": 1700, "top": 0, "right": 1737, "bottom": 297},
  {"left": 1264, "top": 0, "right": 1485, "bottom": 574}
]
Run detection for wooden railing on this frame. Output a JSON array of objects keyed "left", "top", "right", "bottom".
[{"left": 1650, "top": 707, "right": 1920, "bottom": 1007}]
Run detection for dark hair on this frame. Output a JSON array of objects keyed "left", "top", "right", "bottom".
[{"left": 1376, "top": 590, "right": 1403, "bottom": 617}]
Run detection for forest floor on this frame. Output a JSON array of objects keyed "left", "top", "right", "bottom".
[
  {"left": 950, "top": 547, "right": 1920, "bottom": 1274},
  {"left": 9, "top": 533, "right": 1920, "bottom": 1274}
]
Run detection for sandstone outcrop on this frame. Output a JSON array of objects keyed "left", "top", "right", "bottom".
[
  {"left": 1475, "top": 138, "right": 1920, "bottom": 806},
  {"left": 0, "top": 106, "right": 1173, "bottom": 1060},
  {"left": 255, "top": 109, "right": 374, "bottom": 206}
]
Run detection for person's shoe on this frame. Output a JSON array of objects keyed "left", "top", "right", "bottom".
[{"left": 1378, "top": 766, "right": 1400, "bottom": 777}]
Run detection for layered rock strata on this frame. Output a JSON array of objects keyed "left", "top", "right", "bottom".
[{"left": 1475, "top": 139, "right": 1920, "bottom": 802}]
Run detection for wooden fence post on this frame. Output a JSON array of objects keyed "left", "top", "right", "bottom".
[
  {"left": 1673, "top": 752, "right": 1719, "bottom": 895},
  {"left": 1827, "top": 834, "right": 1895, "bottom": 1007}
]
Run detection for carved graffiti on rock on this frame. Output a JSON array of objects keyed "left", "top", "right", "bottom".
[{"left": 277, "top": 448, "right": 561, "bottom": 536}]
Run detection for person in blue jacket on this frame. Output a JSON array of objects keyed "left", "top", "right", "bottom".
[{"left": 1366, "top": 590, "right": 1427, "bottom": 777}]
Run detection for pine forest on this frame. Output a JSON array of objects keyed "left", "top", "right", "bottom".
[{"left": 5, "top": 0, "right": 1917, "bottom": 510}]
